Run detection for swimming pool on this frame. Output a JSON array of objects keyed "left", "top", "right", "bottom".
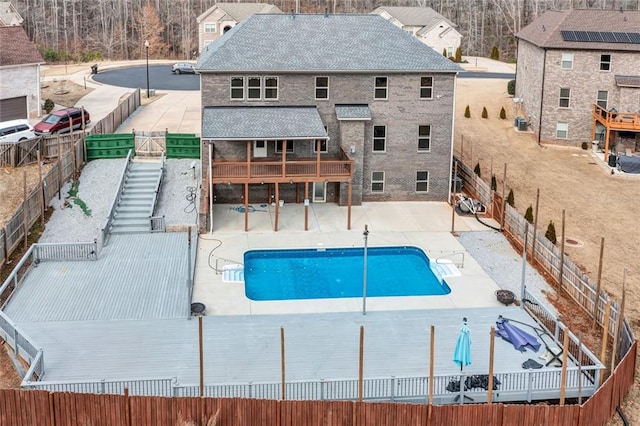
[{"left": 244, "top": 246, "right": 451, "bottom": 301}]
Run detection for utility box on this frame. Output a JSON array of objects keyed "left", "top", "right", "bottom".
[
  {"left": 451, "top": 176, "right": 462, "bottom": 193},
  {"left": 518, "top": 119, "right": 528, "bottom": 131}
]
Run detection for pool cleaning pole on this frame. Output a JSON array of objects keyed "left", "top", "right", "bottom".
[{"left": 362, "top": 225, "right": 369, "bottom": 316}]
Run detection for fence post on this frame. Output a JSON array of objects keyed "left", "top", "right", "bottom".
[
  {"left": 390, "top": 376, "right": 395, "bottom": 401},
  {"left": 320, "top": 379, "right": 325, "bottom": 400},
  {"left": 592, "top": 237, "right": 605, "bottom": 329}
]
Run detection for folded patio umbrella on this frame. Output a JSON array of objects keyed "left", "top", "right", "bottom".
[
  {"left": 453, "top": 318, "right": 472, "bottom": 371},
  {"left": 496, "top": 317, "right": 541, "bottom": 352}
]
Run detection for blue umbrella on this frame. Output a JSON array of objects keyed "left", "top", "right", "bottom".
[{"left": 453, "top": 317, "right": 472, "bottom": 371}]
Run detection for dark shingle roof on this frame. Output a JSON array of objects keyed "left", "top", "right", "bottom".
[
  {"left": 373, "top": 6, "right": 456, "bottom": 29},
  {"left": 202, "top": 106, "right": 328, "bottom": 140},
  {"left": 335, "top": 105, "right": 371, "bottom": 120},
  {"left": 197, "top": 14, "right": 462, "bottom": 73},
  {"left": 197, "top": 3, "right": 282, "bottom": 23},
  {"left": 516, "top": 9, "right": 640, "bottom": 51},
  {"left": 615, "top": 75, "right": 640, "bottom": 87},
  {"left": 0, "top": 26, "right": 44, "bottom": 66}
]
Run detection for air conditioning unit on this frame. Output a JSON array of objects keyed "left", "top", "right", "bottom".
[{"left": 517, "top": 119, "right": 528, "bottom": 131}]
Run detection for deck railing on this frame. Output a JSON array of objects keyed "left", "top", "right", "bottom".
[
  {"left": 34, "top": 241, "right": 98, "bottom": 262},
  {"left": 212, "top": 158, "right": 353, "bottom": 181},
  {"left": 592, "top": 104, "right": 640, "bottom": 129},
  {"left": 100, "top": 149, "right": 132, "bottom": 246}
]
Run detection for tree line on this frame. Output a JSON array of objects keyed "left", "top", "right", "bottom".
[{"left": 13, "top": 0, "right": 640, "bottom": 62}]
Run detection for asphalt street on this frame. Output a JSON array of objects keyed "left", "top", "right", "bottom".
[{"left": 92, "top": 65, "right": 200, "bottom": 90}]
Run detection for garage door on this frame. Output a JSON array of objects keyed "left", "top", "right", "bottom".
[{"left": 0, "top": 96, "right": 27, "bottom": 121}]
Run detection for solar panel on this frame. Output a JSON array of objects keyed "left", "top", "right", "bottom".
[
  {"left": 601, "top": 32, "right": 617, "bottom": 43},
  {"left": 629, "top": 33, "right": 640, "bottom": 43},
  {"left": 561, "top": 30, "right": 577, "bottom": 41},
  {"left": 587, "top": 31, "right": 603, "bottom": 42},
  {"left": 613, "top": 32, "right": 631, "bottom": 43},
  {"left": 574, "top": 31, "right": 589, "bottom": 42}
]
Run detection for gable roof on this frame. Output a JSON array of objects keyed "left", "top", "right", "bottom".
[
  {"left": 0, "top": 26, "right": 44, "bottom": 66},
  {"left": 372, "top": 6, "right": 456, "bottom": 29},
  {"left": 0, "top": 2, "right": 23, "bottom": 26},
  {"left": 516, "top": 9, "right": 640, "bottom": 52},
  {"left": 197, "top": 14, "right": 462, "bottom": 73},
  {"left": 197, "top": 2, "right": 282, "bottom": 23}
]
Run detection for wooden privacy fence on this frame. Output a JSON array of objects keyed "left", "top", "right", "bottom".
[
  {"left": 0, "top": 90, "right": 140, "bottom": 271},
  {"left": 0, "top": 344, "right": 635, "bottom": 426}
]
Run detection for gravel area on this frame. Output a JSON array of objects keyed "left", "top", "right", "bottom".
[
  {"left": 456, "top": 230, "right": 557, "bottom": 314},
  {"left": 40, "top": 158, "right": 199, "bottom": 243}
]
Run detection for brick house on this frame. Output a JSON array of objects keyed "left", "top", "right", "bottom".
[
  {"left": 515, "top": 9, "right": 640, "bottom": 153},
  {"left": 196, "top": 13, "right": 461, "bottom": 232},
  {"left": 196, "top": 3, "right": 282, "bottom": 55},
  {"left": 371, "top": 6, "right": 462, "bottom": 58},
  {"left": 0, "top": 25, "right": 44, "bottom": 121}
]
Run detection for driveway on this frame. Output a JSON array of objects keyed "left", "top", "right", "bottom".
[{"left": 93, "top": 65, "right": 200, "bottom": 91}]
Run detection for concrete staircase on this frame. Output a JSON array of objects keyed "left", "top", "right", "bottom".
[{"left": 110, "top": 160, "right": 163, "bottom": 234}]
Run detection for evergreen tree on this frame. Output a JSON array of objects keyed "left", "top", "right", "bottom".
[
  {"left": 524, "top": 205, "right": 534, "bottom": 224},
  {"left": 506, "top": 189, "right": 515, "bottom": 207},
  {"left": 545, "top": 221, "right": 557, "bottom": 244},
  {"left": 464, "top": 105, "right": 471, "bottom": 118},
  {"left": 474, "top": 163, "right": 481, "bottom": 177},
  {"left": 500, "top": 107, "right": 506, "bottom": 119},
  {"left": 482, "top": 107, "right": 488, "bottom": 119}
]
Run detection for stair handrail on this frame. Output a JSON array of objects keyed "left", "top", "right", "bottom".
[
  {"left": 434, "top": 252, "right": 465, "bottom": 268},
  {"left": 148, "top": 151, "right": 165, "bottom": 219},
  {"left": 215, "top": 257, "right": 243, "bottom": 274},
  {"left": 100, "top": 149, "right": 133, "bottom": 246}
]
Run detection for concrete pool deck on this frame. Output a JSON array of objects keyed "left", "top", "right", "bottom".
[{"left": 192, "top": 202, "right": 507, "bottom": 315}]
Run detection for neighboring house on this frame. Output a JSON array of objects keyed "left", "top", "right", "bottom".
[
  {"left": 196, "top": 13, "right": 461, "bottom": 232},
  {"left": 0, "top": 25, "right": 44, "bottom": 121},
  {"left": 0, "top": 1, "right": 23, "bottom": 26},
  {"left": 371, "top": 6, "right": 462, "bottom": 58},
  {"left": 196, "top": 3, "right": 282, "bottom": 54},
  {"left": 515, "top": 9, "right": 640, "bottom": 152}
]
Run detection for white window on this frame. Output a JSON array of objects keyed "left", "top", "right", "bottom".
[
  {"left": 371, "top": 171, "right": 385, "bottom": 192},
  {"left": 230, "top": 77, "right": 244, "bottom": 99},
  {"left": 313, "top": 139, "right": 328, "bottom": 153},
  {"left": 556, "top": 122, "right": 568, "bottom": 139},
  {"left": 597, "top": 90, "right": 608, "bottom": 109},
  {"left": 418, "top": 125, "right": 431, "bottom": 151},
  {"left": 373, "top": 126, "right": 386, "bottom": 152},
  {"left": 559, "top": 88, "right": 570, "bottom": 108},
  {"left": 247, "top": 77, "right": 261, "bottom": 99},
  {"left": 264, "top": 77, "right": 278, "bottom": 99},
  {"left": 275, "top": 140, "right": 294, "bottom": 153},
  {"left": 374, "top": 77, "right": 388, "bottom": 99},
  {"left": 420, "top": 76, "right": 433, "bottom": 99},
  {"left": 315, "top": 76, "right": 329, "bottom": 99},
  {"left": 600, "top": 54, "right": 611, "bottom": 71},
  {"left": 416, "top": 171, "right": 429, "bottom": 192},
  {"left": 561, "top": 53, "right": 573, "bottom": 69},
  {"left": 204, "top": 23, "right": 216, "bottom": 33}
]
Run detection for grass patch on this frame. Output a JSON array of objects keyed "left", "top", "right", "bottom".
[{"left": 65, "top": 180, "right": 92, "bottom": 216}]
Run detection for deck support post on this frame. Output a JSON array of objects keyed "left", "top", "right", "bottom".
[
  {"left": 244, "top": 183, "right": 249, "bottom": 232},
  {"left": 274, "top": 182, "right": 280, "bottom": 232},
  {"left": 347, "top": 179, "right": 352, "bottom": 230},
  {"left": 304, "top": 182, "right": 309, "bottom": 231}
]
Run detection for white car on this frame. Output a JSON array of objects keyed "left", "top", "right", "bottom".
[
  {"left": 0, "top": 119, "right": 36, "bottom": 142},
  {"left": 172, "top": 62, "right": 196, "bottom": 74}
]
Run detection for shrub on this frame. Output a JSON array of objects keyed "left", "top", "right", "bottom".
[
  {"left": 455, "top": 47, "right": 462, "bottom": 63},
  {"left": 545, "top": 221, "right": 557, "bottom": 244},
  {"left": 474, "top": 162, "right": 481, "bottom": 177},
  {"left": 443, "top": 48, "right": 447, "bottom": 57},
  {"left": 43, "top": 99, "right": 55, "bottom": 113},
  {"left": 43, "top": 47, "right": 59, "bottom": 62},
  {"left": 524, "top": 205, "right": 534, "bottom": 224},
  {"left": 482, "top": 107, "right": 488, "bottom": 119},
  {"left": 506, "top": 189, "right": 515, "bottom": 207},
  {"left": 464, "top": 105, "right": 471, "bottom": 118},
  {"left": 490, "top": 175, "right": 497, "bottom": 191},
  {"left": 500, "top": 107, "right": 506, "bottom": 119},
  {"left": 491, "top": 46, "right": 500, "bottom": 60},
  {"left": 507, "top": 80, "right": 516, "bottom": 96},
  {"left": 581, "top": 141, "right": 589, "bottom": 150}
]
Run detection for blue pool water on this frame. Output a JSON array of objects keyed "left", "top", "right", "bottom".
[{"left": 244, "top": 246, "right": 451, "bottom": 301}]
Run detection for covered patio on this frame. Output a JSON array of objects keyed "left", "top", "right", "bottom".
[{"left": 202, "top": 106, "right": 355, "bottom": 232}]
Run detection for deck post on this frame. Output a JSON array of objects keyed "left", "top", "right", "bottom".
[
  {"left": 304, "top": 182, "right": 309, "bottom": 231},
  {"left": 347, "top": 179, "right": 352, "bottom": 230},
  {"left": 358, "top": 326, "right": 364, "bottom": 401},
  {"left": 274, "top": 182, "right": 279, "bottom": 231},
  {"left": 281, "top": 327, "right": 286, "bottom": 400},
  {"left": 244, "top": 183, "right": 249, "bottom": 232},
  {"left": 487, "top": 326, "right": 495, "bottom": 404},
  {"left": 428, "top": 325, "right": 434, "bottom": 405}
]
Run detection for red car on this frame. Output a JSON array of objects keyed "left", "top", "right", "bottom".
[{"left": 34, "top": 107, "right": 91, "bottom": 135}]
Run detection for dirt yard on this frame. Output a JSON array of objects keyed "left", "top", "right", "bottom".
[{"left": 455, "top": 77, "right": 640, "bottom": 423}]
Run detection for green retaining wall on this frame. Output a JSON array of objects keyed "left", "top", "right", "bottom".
[
  {"left": 86, "top": 134, "right": 135, "bottom": 160},
  {"left": 166, "top": 133, "right": 200, "bottom": 159}
]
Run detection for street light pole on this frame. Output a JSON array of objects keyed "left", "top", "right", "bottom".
[
  {"left": 144, "top": 40, "right": 150, "bottom": 98},
  {"left": 362, "top": 224, "right": 369, "bottom": 316}
]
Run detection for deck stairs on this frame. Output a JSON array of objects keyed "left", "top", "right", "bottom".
[
  {"left": 110, "top": 159, "right": 163, "bottom": 234},
  {"left": 222, "top": 264, "right": 245, "bottom": 283}
]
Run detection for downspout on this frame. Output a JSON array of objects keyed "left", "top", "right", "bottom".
[
  {"left": 209, "top": 141, "right": 213, "bottom": 233},
  {"left": 448, "top": 72, "right": 458, "bottom": 205},
  {"left": 537, "top": 49, "right": 547, "bottom": 146}
]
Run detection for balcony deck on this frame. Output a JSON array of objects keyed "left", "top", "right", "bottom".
[
  {"left": 592, "top": 104, "right": 640, "bottom": 131},
  {"left": 212, "top": 156, "right": 353, "bottom": 184}
]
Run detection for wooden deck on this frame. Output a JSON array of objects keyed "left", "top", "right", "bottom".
[{"left": 592, "top": 104, "right": 640, "bottom": 131}]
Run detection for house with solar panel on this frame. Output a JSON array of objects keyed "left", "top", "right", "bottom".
[
  {"left": 514, "top": 9, "right": 640, "bottom": 157},
  {"left": 371, "top": 6, "right": 462, "bottom": 58},
  {"left": 195, "top": 12, "right": 462, "bottom": 232}
]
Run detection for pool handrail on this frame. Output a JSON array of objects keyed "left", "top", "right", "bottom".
[{"left": 434, "top": 252, "right": 465, "bottom": 268}]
